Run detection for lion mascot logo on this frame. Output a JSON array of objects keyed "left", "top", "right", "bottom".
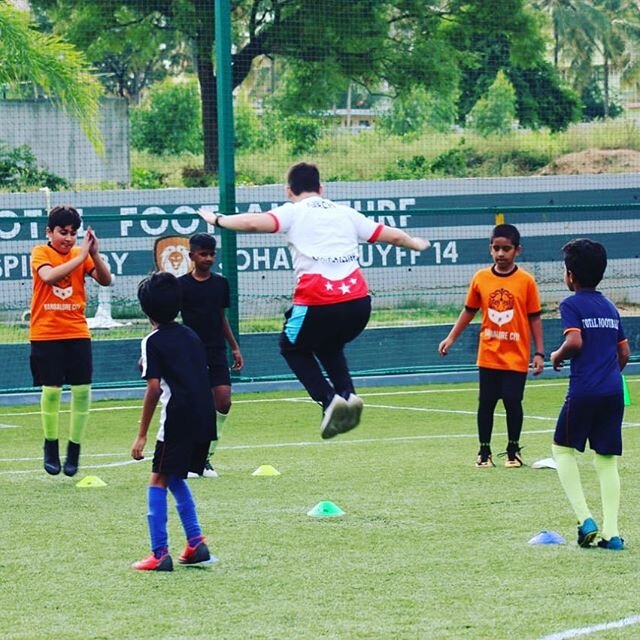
[
  {"left": 154, "top": 236, "right": 192, "bottom": 277},
  {"left": 487, "top": 288, "right": 514, "bottom": 326}
]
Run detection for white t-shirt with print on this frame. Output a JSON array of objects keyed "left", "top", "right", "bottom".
[{"left": 268, "top": 196, "right": 383, "bottom": 305}]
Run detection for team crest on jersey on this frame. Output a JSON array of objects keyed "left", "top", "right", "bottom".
[
  {"left": 488, "top": 288, "right": 514, "bottom": 326},
  {"left": 154, "top": 236, "right": 192, "bottom": 277},
  {"left": 52, "top": 285, "right": 73, "bottom": 300}
]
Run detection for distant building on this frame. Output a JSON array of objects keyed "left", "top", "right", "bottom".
[{"left": 323, "top": 108, "right": 383, "bottom": 132}]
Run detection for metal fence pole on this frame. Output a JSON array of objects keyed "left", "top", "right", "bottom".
[{"left": 214, "top": 0, "right": 240, "bottom": 343}]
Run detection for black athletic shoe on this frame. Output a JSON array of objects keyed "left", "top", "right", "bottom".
[
  {"left": 499, "top": 444, "right": 525, "bottom": 468},
  {"left": 475, "top": 445, "right": 495, "bottom": 468},
  {"left": 63, "top": 441, "right": 81, "bottom": 477},
  {"left": 44, "top": 439, "right": 61, "bottom": 475},
  {"left": 179, "top": 539, "right": 218, "bottom": 567}
]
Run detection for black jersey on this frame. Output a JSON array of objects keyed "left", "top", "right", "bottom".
[
  {"left": 178, "top": 272, "right": 230, "bottom": 349},
  {"left": 140, "top": 322, "right": 216, "bottom": 443}
]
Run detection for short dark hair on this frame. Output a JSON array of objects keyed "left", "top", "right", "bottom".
[
  {"left": 491, "top": 223, "right": 520, "bottom": 247},
  {"left": 48, "top": 205, "right": 81, "bottom": 231},
  {"left": 189, "top": 232, "right": 216, "bottom": 252},
  {"left": 137, "top": 272, "right": 181, "bottom": 324},
  {"left": 562, "top": 238, "right": 607, "bottom": 288},
  {"left": 287, "top": 162, "right": 321, "bottom": 195}
]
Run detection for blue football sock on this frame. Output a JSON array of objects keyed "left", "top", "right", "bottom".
[
  {"left": 168, "top": 475, "right": 202, "bottom": 543},
  {"left": 147, "top": 486, "right": 168, "bottom": 557}
]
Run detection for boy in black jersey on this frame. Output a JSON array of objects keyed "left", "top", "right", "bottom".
[
  {"left": 178, "top": 233, "right": 243, "bottom": 478},
  {"left": 131, "top": 272, "right": 217, "bottom": 571}
]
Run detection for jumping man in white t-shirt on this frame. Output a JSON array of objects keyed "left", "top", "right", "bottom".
[{"left": 198, "top": 162, "right": 430, "bottom": 439}]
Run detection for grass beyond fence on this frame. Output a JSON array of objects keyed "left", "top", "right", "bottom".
[
  {"left": 131, "top": 116, "right": 640, "bottom": 188},
  {"left": 1, "top": 377, "right": 639, "bottom": 639}
]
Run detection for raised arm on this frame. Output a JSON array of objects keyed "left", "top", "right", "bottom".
[
  {"left": 86, "top": 227, "right": 112, "bottom": 286},
  {"left": 374, "top": 225, "right": 430, "bottom": 252},
  {"left": 198, "top": 208, "right": 277, "bottom": 233},
  {"left": 37, "top": 234, "right": 91, "bottom": 285}
]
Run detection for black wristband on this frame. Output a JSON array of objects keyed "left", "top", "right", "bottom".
[
  {"left": 214, "top": 214, "right": 224, "bottom": 228},
  {"left": 534, "top": 352, "right": 545, "bottom": 359}
]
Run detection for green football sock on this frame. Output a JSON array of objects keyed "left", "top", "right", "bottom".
[
  {"left": 40, "top": 386, "right": 62, "bottom": 440},
  {"left": 552, "top": 444, "right": 591, "bottom": 523},
  {"left": 69, "top": 384, "right": 91, "bottom": 444},
  {"left": 594, "top": 453, "right": 620, "bottom": 540},
  {"left": 209, "top": 411, "right": 228, "bottom": 456}
]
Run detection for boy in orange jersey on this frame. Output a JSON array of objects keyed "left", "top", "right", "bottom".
[
  {"left": 438, "top": 224, "right": 544, "bottom": 468},
  {"left": 30, "top": 206, "right": 112, "bottom": 476}
]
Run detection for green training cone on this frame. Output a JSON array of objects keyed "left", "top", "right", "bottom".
[
  {"left": 252, "top": 464, "right": 281, "bottom": 476},
  {"left": 307, "top": 500, "right": 345, "bottom": 517},
  {"left": 623, "top": 375, "right": 631, "bottom": 406},
  {"left": 76, "top": 475, "right": 107, "bottom": 488}
]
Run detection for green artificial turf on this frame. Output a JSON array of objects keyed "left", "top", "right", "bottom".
[{"left": 0, "top": 377, "right": 639, "bottom": 639}]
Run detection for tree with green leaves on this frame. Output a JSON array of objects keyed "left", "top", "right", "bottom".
[
  {"left": 31, "top": 2, "right": 191, "bottom": 105},
  {"left": 588, "top": 0, "right": 640, "bottom": 119},
  {"left": 131, "top": 77, "right": 203, "bottom": 154},
  {"left": 532, "top": 0, "right": 640, "bottom": 120},
  {"left": 467, "top": 70, "right": 517, "bottom": 136},
  {"left": 34, "top": 0, "right": 557, "bottom": 172},
  {"left": 453, "top": 0, "right": 581, "bottom": 131},
  {"left": 0, "top": 2, "right": 103, "bottom": 152},
  {"left": 532, "top": 0, "right": 597, "bottom": 70}
]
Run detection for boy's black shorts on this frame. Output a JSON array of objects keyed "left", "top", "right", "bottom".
[
  {"left": 30, "top": 339, "right": 92, "bottom": 387},
  {"left": 152, "top": 439, "right": 210, "bottom": 478},
  {"left": 478, "top": 367, "right": 527, "bottom": 402},
  {"left": 206, "top": 347, "right": 231, "bottom": 387}
]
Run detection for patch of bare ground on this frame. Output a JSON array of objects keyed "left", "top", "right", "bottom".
[{"left": 537, "top": 148, "right": 640, "bottom": 175}]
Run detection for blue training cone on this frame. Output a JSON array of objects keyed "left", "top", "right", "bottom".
[{"left": 528, "top": 530, "right": 566, "bottom": 545}]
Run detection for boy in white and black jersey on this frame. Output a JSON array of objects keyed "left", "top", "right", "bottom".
[
  {"left": 198, "top": 162, "right": 430, "bottom": 439},
  {"left": 131, "top": 272, "right": 218, "bottom": 571}
]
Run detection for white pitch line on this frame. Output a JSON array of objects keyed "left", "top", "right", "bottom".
[
  {"left": 0, "top": 458, "right": 143, "bottom": 476},
  {"left": 1, "top": 381, "right": 638, "bottom": 472},
  {"left": 0, "top": 376, "right": 637, "bottom": 418},
  {"left": 362, "top": 403, "right": 640, "bottom": 428},
  {"left": 5, "top": 413, "right": 640, "bottom": 472},
  {"left": 365, "top": 402, "right": 554, "bottom": 422},
  {"left": 539, "top": 615, "right": 640, "bottom": 639},
  {"left": 0, "top": 431, "right": 489, "bottom": 475},
  {"left": 0, "top": 451, "right": 145, "bottom": 463}
]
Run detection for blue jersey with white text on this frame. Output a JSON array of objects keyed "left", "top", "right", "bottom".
[{"left": 559, "top": 290, "right": 626, "bottom": 397}]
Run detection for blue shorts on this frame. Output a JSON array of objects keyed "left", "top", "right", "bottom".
[{"left": 554, "top": 393, "right": 624, "bottom": 455}]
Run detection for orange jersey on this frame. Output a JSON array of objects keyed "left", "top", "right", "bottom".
[
  {"left": 465, "top": 265, "right": 541, "bottom": 373},
  {"left": 29, "top": 244, "right": 95, "bottom": 341}
]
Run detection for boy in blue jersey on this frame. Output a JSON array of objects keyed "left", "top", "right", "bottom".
[
  {"left": 550, "top": 239, "right": 630, "bottom": 550},
  {"left": 131, "top": 272, "right": 218, "bottom": 571}
]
